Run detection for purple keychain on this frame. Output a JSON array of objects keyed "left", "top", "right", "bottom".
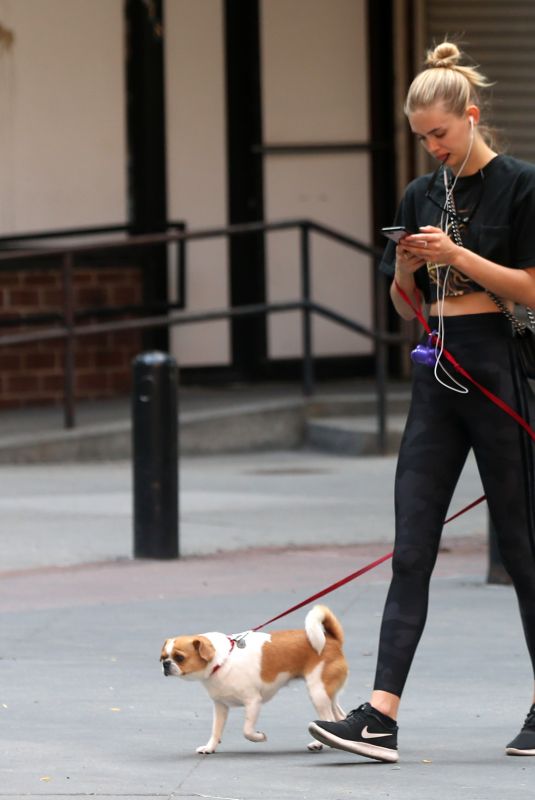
[{"left": 411, "top": 332, "right": 438, "bottom": 367}]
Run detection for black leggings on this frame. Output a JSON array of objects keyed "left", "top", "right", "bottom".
[{"left": 374, "top": 313, "right": 535, "bottom": 696}]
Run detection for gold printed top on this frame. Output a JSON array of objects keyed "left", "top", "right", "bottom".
[{"left": 426, "top": 261, "right": 477, "bottom": 297}]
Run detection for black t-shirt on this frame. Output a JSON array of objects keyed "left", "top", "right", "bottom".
[{"left": 379, "top": 154, "right": 535, "bottom": 302}]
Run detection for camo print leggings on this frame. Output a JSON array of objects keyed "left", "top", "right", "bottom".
[{"left": 374, "top": 313, "right": 535, "bottom": 696}]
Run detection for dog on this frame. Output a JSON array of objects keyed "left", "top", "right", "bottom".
[{"left": 160, "top": 604, "right": 348, "bottom": 754}]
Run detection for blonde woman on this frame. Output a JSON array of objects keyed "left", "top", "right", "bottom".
[{"left": 309, "top": 41, "right": 535, "bottom": 762}]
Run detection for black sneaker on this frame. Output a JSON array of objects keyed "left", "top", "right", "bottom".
[
  {"left": 308, "top": 702, "right": 399, "bottom": 763},
  {"left": 506, "top": 704, "right": 535, "bottom": 756}
]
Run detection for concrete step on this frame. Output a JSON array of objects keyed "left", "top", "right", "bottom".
[
  {"left": 0, "top": 400, "right": 301, "bottom": 464},
  {"left": 0, "top": 386, "right": 412, "bottom": 462},
  {"left": 306, "top": 413, "right": 408, "bottom": 456}
]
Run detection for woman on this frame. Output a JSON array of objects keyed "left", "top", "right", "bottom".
[{"left": 309, "top": 41, "right": 535, "bottom": 762}]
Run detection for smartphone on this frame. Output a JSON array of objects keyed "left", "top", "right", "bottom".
[{"left": 381, "top": 226, "right": 414, "bottom": 243}]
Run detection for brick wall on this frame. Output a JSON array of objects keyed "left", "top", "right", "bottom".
[{"left": 0, "top": 264, "right": 144, "bottom": 409}]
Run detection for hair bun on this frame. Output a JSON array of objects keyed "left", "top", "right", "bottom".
[{"left": 425, "top": 42, "right": 461, "bottom": 69}]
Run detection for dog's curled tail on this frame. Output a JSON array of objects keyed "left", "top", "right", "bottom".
[{"left": 304, "top": 604, "right": 344, "bottom": 655}]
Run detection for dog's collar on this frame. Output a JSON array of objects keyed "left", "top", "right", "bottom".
[{"left": 210, "top": 636, "right": 235, "bottom": 676}]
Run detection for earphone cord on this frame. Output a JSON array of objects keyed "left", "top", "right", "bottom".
[
  {"left": 432, "top": 125, "right": 476, "bottom": 394},
  {"left": 434, "top": 264, "right": 468, "bottom": 394},
  {"left": 396, "top": 277, "right": 535, "bottom": 445}
]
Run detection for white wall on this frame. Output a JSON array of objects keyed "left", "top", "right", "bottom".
[
  {"left": 165, "top": 0, "right": 373, "bottom": 368},
  {"left": 261, "top": 0, "right": 373, "bottom": 358},
  {"left": 0, "top": 0, "right": 127, "bottom": 234},
  {"left": 0, "top": 0, "right": 374, "bottom": 368},
  {"left": 164, "top": 0, "right": 230, "bottom": 367}
]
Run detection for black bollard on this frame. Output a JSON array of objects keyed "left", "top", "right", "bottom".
[
  {"left": 487, "top": 514, "right": 510, "bottom": 585},
  {"left": 132, "top": 351, "right": 179, "bottom": 559}
]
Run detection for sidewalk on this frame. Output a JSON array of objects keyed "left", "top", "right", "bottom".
[
  {"left": 3, "top": 442, "right": 534, "bottom": 799},
  {"left": 0, "top": 447, "right": 486, "bottom": 570}
]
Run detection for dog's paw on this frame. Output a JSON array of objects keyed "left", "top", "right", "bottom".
[
  {"left": 196, "top": 743, "right": 217, "bottom": 754},
  {"left": 244, "top": 730, "right": 267, "bottom": 743},
  {"left": 307, "top": 739, "right": 324, "bottom": 752}
]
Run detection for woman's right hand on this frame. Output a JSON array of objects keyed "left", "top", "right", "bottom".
[{"left": 395, "top": 243, "right": 426, "bottom": 276}]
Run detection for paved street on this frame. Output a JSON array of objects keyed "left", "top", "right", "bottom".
[{"left": 2, "top": 448, "right": 534, "bottom": 798}]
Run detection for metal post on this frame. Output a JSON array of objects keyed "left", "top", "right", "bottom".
[
  {"left": 177, "top": 231, "right": 186, "bottom": 309},
  {"left": 375, "top": 337, "right": 388, "bottom": 454},
  {"left": 487, "top": 515, "right": 511, "bottom": 585},
  {"left": 300, "top": 223, "right": 314, "bottom": 396},
  {"left": 132, "top": 351, "right": 179, "bottom": 559},
  {"left": 374, "top": 271, "right": 389, "bottom": 454},
  {"left": 62, "top": 252, "right": 76, "bottom": 429}
]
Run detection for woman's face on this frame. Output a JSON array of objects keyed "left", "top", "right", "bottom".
[{"left": 408, "top": 103, "right": 475, "bottom": 173}]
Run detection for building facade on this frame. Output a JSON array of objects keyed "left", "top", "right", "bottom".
[{"left": 0, "top": 0, "right": 533, "bottom": 404}]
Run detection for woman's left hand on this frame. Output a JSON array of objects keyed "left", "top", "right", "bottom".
[{"left": 402, "top": 226, "right": 461, "bottom": 265}]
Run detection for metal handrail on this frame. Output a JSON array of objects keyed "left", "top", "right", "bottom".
[
  {"left": 0, "top": 218, "right": 400, "bottom": 449},
  {"left": 0, "top": 220, "right": 186, "bottom": 246},
  {"left": 0, "top": 218, "right": 382, "bottom": 263}
]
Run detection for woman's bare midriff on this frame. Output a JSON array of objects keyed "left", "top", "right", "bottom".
[{"left": 428, "top": 291, "right": 512, "bottom": 316}]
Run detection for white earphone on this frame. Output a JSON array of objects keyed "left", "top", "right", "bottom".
[{"left": 432, "top": 115, "right": 475, "bottom": 396}]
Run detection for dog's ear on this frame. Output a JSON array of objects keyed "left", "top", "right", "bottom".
[
  {"left": 160, "top": 639, "right": 171, "bottom": 660},
  {"left": 193, "top": 636, "right": 215, "bottom": 663}
]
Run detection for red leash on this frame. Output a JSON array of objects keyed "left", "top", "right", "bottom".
[
  {"left": 252, "top": 552, "right": 393, "bottom": 631},
  {"left": 252, "top": 495, "right": 486, "bottom": 632},
  {"left": 252, "top": 289, "right": 529, "bottom": 633}
]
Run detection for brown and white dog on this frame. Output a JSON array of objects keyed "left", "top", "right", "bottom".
[{"left": 160, "top": 604, "right": 348, "bottom": 754}]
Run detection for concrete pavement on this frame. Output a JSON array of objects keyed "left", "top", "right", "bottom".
[
  {"left": 0, "top": 419, "right": 533, "bottom": 798},
  {"left": 0, "top": 449, "right": 486, "bottom": 570}
]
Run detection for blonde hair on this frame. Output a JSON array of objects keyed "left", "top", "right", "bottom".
[{"left": 404, "top": 42, "right": 492, "bottom": 117}]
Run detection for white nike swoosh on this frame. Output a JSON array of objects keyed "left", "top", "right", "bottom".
[{"left": 361, "top": 726, "right": 393, "bottom": 739}]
